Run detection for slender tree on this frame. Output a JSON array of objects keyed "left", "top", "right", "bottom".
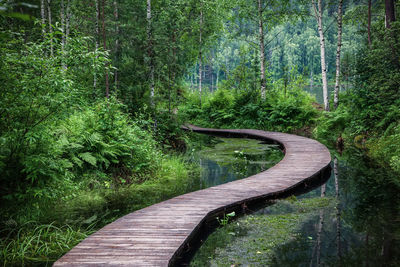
[
  {"left": 47, "top": 0, "right": 53, "bottom": 57},
  {"left": 312, "top": 0, "right": 329, "bottom": 111},
  {"left": 114, "top": 0, "right": 119, "bottom": 91},
  {"left": 147, "top": 0, "right": 155, "bottom": 107},
  {"left": 101, "top": 0, "right": 109, "bottom": 98},
  {"left": 65, "top": 0, "right": 71, "bottom": 46},
  {"left": 334, "top": 0, "right": 343, "bottom": 109},
  {"left": 368, "top": 0, "right": 372, "bottom": 47},
  {"left": 199, "top": 1, "right": 203, "bottom": 105},
  {"left": 94, "top": 0, "right": 100, "bottom": 94},
  {"left": 40, "top": 0, "right": 46, "bottom": 37},
  {"left": 385, "top": 0, "right": 396, "bottom": 28},
  {"left": 60, "top": 0, "right": 65, "bottom": 53},
  {"left": 258, "top": 0, "right": 266, "bottom": 101}
]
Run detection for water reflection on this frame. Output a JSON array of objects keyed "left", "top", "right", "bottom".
[
  {"left": 189, "top": 137, "right": 283, "bottom": 188},
  {"left": 191, "top": 142, "right": 400, "bottom": 266}
]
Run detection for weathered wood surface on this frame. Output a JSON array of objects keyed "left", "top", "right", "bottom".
[{"left": 54, "top": 125, "right": 331, "bottom": 266}]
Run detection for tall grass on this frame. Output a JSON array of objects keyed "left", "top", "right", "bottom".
[{"left": 0, "top": 222, "right": 93, "bottom": 266}]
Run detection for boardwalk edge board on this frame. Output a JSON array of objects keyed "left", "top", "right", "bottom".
[{"left": 54, "top": 125, "right": 331, "bottom": 267}]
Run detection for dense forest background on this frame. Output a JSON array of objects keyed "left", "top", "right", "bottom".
[{"left": 0, "top": 0, "right": 399, "bottom": 265}]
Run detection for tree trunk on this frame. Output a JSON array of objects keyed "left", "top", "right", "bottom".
[
  {"left": 312, "top": 0, "right": 330, "bottom": 111},
  {"left": 94, "top": 0, "right": 100, "bottom": 96},
  {"left": 190, "top": 72, "right": 193, "bottom": 90},
  {"left": 334, "top": 0, "right": 343, "bottom": 109},
  {"left": 114, "top": 0, "right": 119, "bottom": 91},
  {"left": 60, "top": 0, "right": 67, "bottom": 70},
  {"left": 60, "top": 0, "right": 65, "bottom": 53},
  {"left": 47, "top": 0, "right": 53, "bottom": 57},
  {"left": 40, "top": 0, "right": 46, "bottom": 37},
  {"left": 66, "top": 0, "right": 71, "bottom": 46},
  {"left": 310, "top": 67, "right": 314, "bottom": 92},
  {"left": 258, "top": 0, "right": 266, "bottom": 101},
  {"left": 199, "top": 3, "right": 203, "bottom": 105},
  {"left": 368, "top": 0, "right": 372, "bottom": 47},
  {"left": 385, "top": 0, "right": 396, "bottom": 28},
  {"left": 101, "top": 0, "right": 109, "bottom": 98},
  {"left": 172, "top": 29, "right": 177, "bottom": 103},
  {"left": 147, "top": 0, "right": 155, "bottom": 108},
  {"left": 216, "top": 68, "right": 219, "bottom": 91}
]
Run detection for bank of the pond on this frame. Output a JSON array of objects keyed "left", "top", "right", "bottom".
[
  {"left": 190, "top": 145, "right": 400, "bottom": 266},
  {"left": 0, "top": 154, "right": 201, "bottom": 266}
]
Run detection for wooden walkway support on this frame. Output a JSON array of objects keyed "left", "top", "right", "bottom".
[{"left": 54, "top": 125, "right": 331, "bottom": 266}]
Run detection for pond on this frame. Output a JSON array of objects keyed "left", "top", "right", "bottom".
[
  {"left": 188, "top": 136, "right": 283, "bottom": 188},
  {"left": 189, "top": 136, "right": 400, "bottom": 266}
]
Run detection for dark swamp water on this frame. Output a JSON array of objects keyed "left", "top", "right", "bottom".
[{"left": 187, "top": 134, "right": 400, "bottom": 267}]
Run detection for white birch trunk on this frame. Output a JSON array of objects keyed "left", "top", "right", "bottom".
[
  {"left": 60, "top": 0, "right": 65, "bottom": 53},
  {"left": 312, "top": 0, "right": 329, "bottom": 111},
  {"left": 101, "top": 0, "right": 109, "bottom": 98},
  {"left": 94, "top": 0, "right": 99, "bottom": 94},
  {"left": 199, "top": 3, "right": 203, "bottom": 105},
  {"left": 114, "top": 0, "right": 119, "bottom": 90},
  {"left": 147, "top": 0, "right": 155, "bottom": 107},
  {"left": 334, "top": 0, "right": 343, "bottom": 109},
  {"left": 47, "top": 0, "right": 53, "bottom": 57},
  {"left": 60, "top": 0, "right": 66, "bottom": 69},
  {"left": 368, "top": 0, "right": 372, "bottom": 47},
  {"left": 65, "top": 0, "right": 71, "bottom": 46},
  {"left": 216, "top": 68, "right": 219, "bottom": 91},
  {"left": 258, "top": 0, "right": 266, "bottom": 101},
  {"left": 40, "top": 0, "right": 46, "bottom": 36}
]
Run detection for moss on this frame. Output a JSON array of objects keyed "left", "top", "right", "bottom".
[{"left": 191, "top": 197, "right": 334, "bottom": 266}]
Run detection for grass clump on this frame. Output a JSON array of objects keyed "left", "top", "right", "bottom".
[{"left": 0, "top": 222, "right": 92, "bottom": 266}]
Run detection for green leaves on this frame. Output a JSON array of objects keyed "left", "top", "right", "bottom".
[{"left": 78, "top": 152, "right": 97, "bottom": 167}]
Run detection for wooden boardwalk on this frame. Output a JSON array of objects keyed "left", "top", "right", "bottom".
[{"left": 54, "top": 125, "right": 331, "bottom": 266}]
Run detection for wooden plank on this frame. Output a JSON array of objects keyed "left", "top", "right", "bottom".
[{"left": 53, "top": 126, "right": 331, "bottom": 267}]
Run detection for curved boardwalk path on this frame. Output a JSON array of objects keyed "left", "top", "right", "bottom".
[{"left": 54, "top": 125, "right": 331, "bottom": 266}]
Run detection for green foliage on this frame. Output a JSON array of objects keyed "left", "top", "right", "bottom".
[
  {"left": 367, "top": 124, "right": 400, "bottom": 180},
  {"left": 0, "top": 30, "right": 107, "bottom": 201},
  {"left": 313, "top": 104, "right": 350, "bottom": 146},
  {"left": 180, "top": 86, "right": 317, "bottom": 133},
  {"left": 217, "top": 211, "right": 236, "bottom": 226},
  {"left": 346, "top": 23, "right": 400, "bottom": 134},
  {"left": 0, "top": 222, "right": 92, "bottom": 265}
]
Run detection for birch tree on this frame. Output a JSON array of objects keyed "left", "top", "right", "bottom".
[
  {"left": 65, "top": 0, "right": 71, "bottom": 46},
  {"left": 199, "top": 1, "right": 203, "bottom": 105},
  {"left": 368, "top": 0, "right": 372, "bottom": 47},
  {"left": 258, "top": 0, "right": 266, "bottom": 101},
  {"left": 101, "top": 0, "right": 109, "bottom": 98},
  {"left": 312, "top": 0, "right": 329, "bottom": 111},
  {"left": 94, "top": 0, "right": 100, "bottom": 94},
  {"left": 47, "top": 0, "right": 53, "bottom": 57},
  {"left": 334, "top": 0, "right": 343, "bottom": 109},
  {"left": 147, "top": 0, "right": 155, "bottom": 108},
  {"left": 40, "top": 0, "right": 46, "bottom": 37},
  {"left": 60, "top": 0, "right": 65, "bottom": 53},
  {"left": 114, "top": 0, "right": 119, "bottom": 90}
]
